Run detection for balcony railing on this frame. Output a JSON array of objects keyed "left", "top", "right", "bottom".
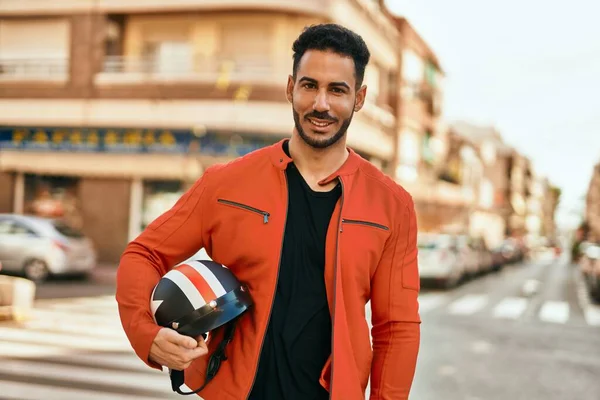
[
  {"left": 96, "top": 55, "right": 277, "bottom": 85},
  {"left": 0, "top": 57, "right": 68, "bottom": 81}
]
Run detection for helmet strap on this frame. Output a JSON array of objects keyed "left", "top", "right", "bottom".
[{"left": 170, "top": 317, "right": 238, "bottom": 395}]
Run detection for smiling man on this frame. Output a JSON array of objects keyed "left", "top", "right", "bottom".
[{"left": 116, "top": 24, "right": 420, "bottom": 400}]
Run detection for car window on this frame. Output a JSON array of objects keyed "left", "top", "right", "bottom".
[
  {"left": 0, "top": 219, "right": 12, "bottom": 234},
  {"left": 12, "top": 222, "right": 37, "bottom": 235},
  {"left": 52, "top": 220, "right": 84, "bottom": 238}
]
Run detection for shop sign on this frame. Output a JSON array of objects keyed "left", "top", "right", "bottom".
[{"left": 0, "top": 126, "right": 278, "bottom": 157}]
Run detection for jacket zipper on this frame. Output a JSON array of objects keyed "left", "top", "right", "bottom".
[
  {"left": 246, "top": 172, "right": 289, "bottom": 398},
  {"left": 217, "top": 199, "right": 270, "bottom": 224},
  {"left": 330, "top": 179, "right": 344, "bottom": 399},
  {"left": 341, "top": 219, "right": 389, "bottom": 231}
]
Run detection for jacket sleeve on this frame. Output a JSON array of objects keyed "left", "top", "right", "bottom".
[
  {"left": 115, "top": 168, "right": 214, "bottom": 370},
  {"left": 369, "top": 196, "right": 421, "bottom": 399}
]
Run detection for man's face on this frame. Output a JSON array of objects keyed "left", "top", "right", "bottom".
[{"left": 286, "top": 50, "right": 367, "bottom": 149}]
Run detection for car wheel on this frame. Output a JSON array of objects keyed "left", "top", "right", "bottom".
[{"left": 23, "top": 259, "right": 50, "bottom": 282}]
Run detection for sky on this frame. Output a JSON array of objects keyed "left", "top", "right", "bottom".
[{"left": 386, "top": 0, "right": 600, "bottom": 229}]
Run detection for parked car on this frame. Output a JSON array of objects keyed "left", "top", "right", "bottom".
[
  {"left": 493, "top": 238, "right": 525, "bottom": 265},
  {"left": 417, "top": 233, "right": 466, "bottom": 289},
  {"left": 469, "top": 237, "right": 495, "bottom": 274},
  {"left": 0, "top": 214, "right": 96, "bottom": 282},
  {"left": 454, "top": 234, "right": 480, "bottom": 277}
]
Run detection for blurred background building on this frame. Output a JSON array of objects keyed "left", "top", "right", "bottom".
[
  {"left": 584, "top": 163, "right": 600, "bottom": 242},
  {"left": 0, "top": 0, "right": 559, "bottom": 263}
]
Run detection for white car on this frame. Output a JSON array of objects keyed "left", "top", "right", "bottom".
[
  {"left": 418, "top": 233, "right": 466, "bottom": 288},
  {"left": 0, "top": 214, "right": 96, "bottom": 282}
]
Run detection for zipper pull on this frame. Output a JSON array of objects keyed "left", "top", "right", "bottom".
[{"left": 263, "top": 213, "right": 269, "bottom": 224}]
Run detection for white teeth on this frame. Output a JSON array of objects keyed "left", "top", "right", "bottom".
[{"left": 309, "top": 119, "right": 331, "bottom": 127}]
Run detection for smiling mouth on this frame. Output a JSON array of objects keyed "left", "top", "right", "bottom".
[{"left": 307, "top": 118, "right": 335, "bottom": 128}]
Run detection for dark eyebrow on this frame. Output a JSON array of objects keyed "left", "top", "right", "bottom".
[{"left": 298, "top": 76, "right": 350, "bottom": 90}]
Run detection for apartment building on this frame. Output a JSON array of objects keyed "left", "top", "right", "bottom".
[
  {"left": 585, "top": 163, "right": 600, "bottom": 241},
  {"left": 449, "top": 122, "right": 513, "bottom": 248},
  {"left": 0, "top": 0, "right": 403, "bottom": 262},
  {"left": 541, "top": 179, "right": 560, "bottom": 241},
  {"left": 505, "top": 152, "right": 533, "bottom": 238},
  {"left": 388, "top": 17, "right": 451, "bottom": 231}
]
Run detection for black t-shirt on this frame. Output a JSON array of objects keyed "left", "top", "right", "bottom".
[{"left": 249, "top": 143, "right": 341, "bottom": 400}]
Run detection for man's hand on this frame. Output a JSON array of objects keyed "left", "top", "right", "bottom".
[{"left": 149, "top": 328, "right": 208, "bottom": 370}]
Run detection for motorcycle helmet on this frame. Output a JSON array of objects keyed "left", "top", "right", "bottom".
[{"left": 150, "top": 259, "right": 253, "bottom": 395}]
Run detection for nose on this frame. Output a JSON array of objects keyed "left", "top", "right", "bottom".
[{"left": 313, "top": 89, "right": 330, "bottom": 113}]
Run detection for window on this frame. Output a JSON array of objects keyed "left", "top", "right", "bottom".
[
  {"left": 479, "top": 179, "right": 494, "bottom": 208},
  {"left": 399, "top": 129, "right": 420, "bottom": 166},
  {"left": 402, "top": 49, "right": 424, "bottom": 83},
  {"left": 220, "top": 22, "right": 272, "bottom": 74},
  {"left": 52, "top": 220, "right": 84, "bottom": 238},
  {"left": 425, "top": 62, "right": 436, "bottom": 86},
  {"left": 422, "top": 131, "right": 435, "bottom": 164},
  {"left": 481, "top": 141, "right": 497, "bottom": 165},
  {"left": 0, "top": 18, "right": 70, "bottom": 78},
  {"left": 143, "top": 41, "right": 192, "bottom": 74},
  {"left": 12, "top": 222, "right": 36, "bottom": 236},
  {"left": 0, "top": 220, "right": 12, "bottom": 235},
  {"left": 396, "top": 130, "right": 421, "bottom": 182}
]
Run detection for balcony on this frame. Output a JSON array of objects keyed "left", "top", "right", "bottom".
[
  {"left": 0, "top": 0, "right": 328, "bottom": 16},
  {"left": 0, "top": 57, "right": 68, "bottom": 82},
  {"left": 400, "top": 178, "right": 475, "bottom": 208},
  {"left": 96, "top": 55, "right": 278, "bottom": 87}
]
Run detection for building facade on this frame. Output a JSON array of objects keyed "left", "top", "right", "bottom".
[
  {"left": 0, "top": 0, "right": 404, "bottom": 262},
  {"left": 389, "top": 17, "right": 459, "bottom": 232},
  {"left": 585, "top": 163, "right": 600, "bottom": 242},
  {"left": 449, "top": 122, "right": 513, "bottom": 248}
]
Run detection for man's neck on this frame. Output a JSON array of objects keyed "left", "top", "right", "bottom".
[{"left": 288, "top": 132, "right": 349, "bottom": 184}]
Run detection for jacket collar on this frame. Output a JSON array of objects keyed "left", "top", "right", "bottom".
[{"left": 270, "top": 139, "right": 361, "bottom": 184}]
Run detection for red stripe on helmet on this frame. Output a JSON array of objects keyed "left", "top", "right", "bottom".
[{"left": 177, "top": 264, "right": 218, "bottom": 302}]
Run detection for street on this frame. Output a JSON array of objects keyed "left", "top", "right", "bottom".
[
  {"left": 1, "top": 257, "right": 599, "bottom": 400},
  {"left": 411, "top": 255, "right": 600, "bottom": 400}
]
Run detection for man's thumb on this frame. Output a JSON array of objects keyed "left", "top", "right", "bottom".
[{"left": 172, "top": 331, "right": 196, "bottom": 349}]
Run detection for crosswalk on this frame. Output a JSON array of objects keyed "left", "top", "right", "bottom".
[
  {"left": 1, "top": 281, "right": 599, "bottom": 400},
  {"left": 0, "top": 295, "right": 182, "bottom": 400},
  {"left": 417, "top": 290, "right": 600, "bottom": 326}
]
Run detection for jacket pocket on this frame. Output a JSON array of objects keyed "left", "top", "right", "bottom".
[
  {"left": 341, "top": 218, "right": 389, "bottom": 232},
  {"left": 216, "top": 199, "right": 270, "bottom": 224}
]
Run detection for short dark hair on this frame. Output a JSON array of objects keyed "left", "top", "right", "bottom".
[{"left": 292, "top": 23, "right": 371, "bottom": 88}]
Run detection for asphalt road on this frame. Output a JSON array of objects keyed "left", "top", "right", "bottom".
[
  {"left": 1, "top": 256, "right": 599, "bottom": 399},
  {"left": 410, "top": 256, "right": 600, "bottom": 400}
]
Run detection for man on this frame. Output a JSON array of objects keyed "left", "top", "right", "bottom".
[{"left": 116, "top": 23, "right": 420, "bottom": 400}]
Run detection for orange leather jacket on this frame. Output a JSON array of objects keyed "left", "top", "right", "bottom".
[{"left": 116, "top": 140, "right": 421, "bottom": 399}]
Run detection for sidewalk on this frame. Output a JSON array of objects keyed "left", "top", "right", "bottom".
[{"left": 91, "top": 264, "right": 118, "bottom": 285}]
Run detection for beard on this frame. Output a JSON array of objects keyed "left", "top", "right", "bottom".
[{"left": 292, "top": 107, "right": 353, "bottom": 150}]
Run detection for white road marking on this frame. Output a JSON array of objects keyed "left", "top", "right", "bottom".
[
  {"left": 538, "top": 301, "right": 570, "bottom": 324},
  {"left": 470, "top": 340, "right": 493, "bottom": 354},
  {"left": 0, "top": 381, "right": 166, "bottom": 400},
  {"left": 492, "top": 297, "right": 529, "bottom": 319},
  {"left": 448, "top": 294, "right": 489, "bottom": 315},
  {"left": 521, "top": 279, "right": 541, "bottom": 297},
  {"left": 0, "top": 326, "right": 131, "bottom": 352},
  {"left": 0, "top": 358, "right": 172, "bottom": 394},
  {"left": 22, "top": 318, "right": 126, "bottom": 339},
  {"left": 418, "top": 293, "right": 449, "bottom": 313},
  {"left": 584, "top": 306, "right": 600, "bottom": 326}
]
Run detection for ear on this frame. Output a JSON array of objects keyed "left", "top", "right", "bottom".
[
  {"left": 354, "top": 85, "right": 367, "bottom": 112},
  {"left": 286, "top": 75, "right": 295, "bottom": 103}
]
